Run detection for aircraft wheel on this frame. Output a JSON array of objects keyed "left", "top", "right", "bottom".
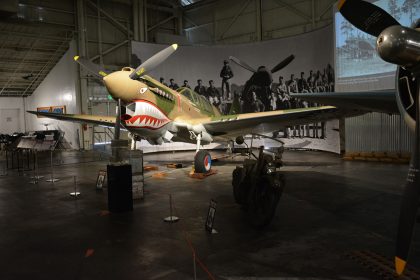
[
  {"left": 247, "top": 174, "right": 283, "bottom": 228},
  {"left": 194, "top": 150, "right": 212, "bottom": 173},
  {"left": 232, "top": 166, "right": 246, "bottom": 204}
]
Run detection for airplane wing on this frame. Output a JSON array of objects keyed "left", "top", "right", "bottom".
[
  {"left": 27, "top": 111, "right": 116, "bottom": 128},
  {"left": 200, "top": 106, "right": 362, "bottom": 139},
  {"left": 290, "top": 90, "right": 398, "bottom": 114}
]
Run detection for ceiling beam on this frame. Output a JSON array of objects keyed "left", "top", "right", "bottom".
[
  {"left": 147, "top": 15, "right": 176, "bottom": 32},
  {"left": 87, "top": 0, "right": 133, "bottom": 35},
  {"left": 272, "top": 0, "right": 311, "bottom": 22},
  {"left": 219, "top": 0, "right": 251, "bottom": 40}
]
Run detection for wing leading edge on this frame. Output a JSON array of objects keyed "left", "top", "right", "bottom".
[
  {"left": 27, "top": 111, "right": 116, "bottom": 128},
  {"left": 201, "top": 106, "right": 363, "bottom": 139}
]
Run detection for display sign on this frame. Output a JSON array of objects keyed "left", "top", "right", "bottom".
[
  {"left": 96, "top": 170, "right": 106, "bottom": 189},
  {"left": 205, "top": 199, "right": 217, "bottom": 233}
]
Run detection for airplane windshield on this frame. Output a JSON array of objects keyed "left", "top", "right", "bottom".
[{"left": 177, "top": 87, "right": 213, "bottom": 114}]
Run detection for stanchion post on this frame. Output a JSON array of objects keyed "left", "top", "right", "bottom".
[
  {"left": 163, "top": 194, "right": 179, "bottom": 223},
  {"left": 0, "top": 151, "right": 7, "bottom": 177},
  {"left": 46, "top": 149, "right": 59, "bottom": 183},
  {"left": 70, "top": 175, "right": 81, "bottom": 197},
  {"left": 29, "top": 150, "right": 42, "bottom": 184},
  {"left": 193, "top": 252, "right": 197, "bottom": 280}
]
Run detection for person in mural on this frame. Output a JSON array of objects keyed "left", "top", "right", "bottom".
[
  {"left": 194, "top": 79, "right": 207, "bottom": 98},
  {"left": 326, "top": 63, "right": 335, "bottom": 92},
  {"left": 276, "top": 76, "right": 288, "bottom": 96},
  {"left": 307, "top": 70, "right": 316, "bottom": 92},
  {"left": 207, "top": 80, "right": 221, "bottom": 111},
  {"left": 269, "top": 91, "right": 279, "bottom": 111},
  {"left": 220, "top": 60, "right": 234, "bottom": 101},
  {"left": 183, "top": 80, "right": 191, "bottom": 89},
  {"left": 160, "top": 77, "right": 168, "bottom": 87},
  {"left": 314, "top": 71, "right": 325, "bottom": 92},
  {"left": 250, "top": 90, "right": 265, "bottom": 113},
  {"left": 297, "top": 72, "right": 310, "bottom": 94},
  {"left": 288, "top": 74, "right": 298, "bottom": 94},
  {"left": 169, "top": 78, "right": 179, "bottom": 90},
  {"left": 287, "top": 74, "right": 302, "bottom": 137}
]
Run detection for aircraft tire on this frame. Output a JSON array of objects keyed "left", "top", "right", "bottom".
[
  {"left": 247, "top": 174, "right": 283, "bottom": 228},
  {"left": 194, "top": 150, "right": 212, "bottom": 173},
  {"left": 232, "top": 166, "right": 246, "bottom": 204}
]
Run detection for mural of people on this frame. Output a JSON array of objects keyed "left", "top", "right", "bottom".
[{"left": 158, "top": 61, "right": 335, "bottom": 140}]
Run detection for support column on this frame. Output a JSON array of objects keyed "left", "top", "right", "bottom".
[
  {"left": 133, "top": 0, "right": 139, "bottom": 41},
  {"left": 97, "top": 0, "right": 103, "bottom": 65},
  {"left": 177, "top": 8, "right": 183, "bottom": 36},
  {"left": 76, "top": 0, "right": 88, "bottom": 149},
  {"left": 255, "top": 0, "right": 262, "bottom": 41},
  {"left": 143, "top": 0, "right": 148, "bottom": 42}
]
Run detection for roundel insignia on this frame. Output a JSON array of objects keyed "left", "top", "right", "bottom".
[{"left": 204, "top": 155, "right": 211, "bottom": 171}]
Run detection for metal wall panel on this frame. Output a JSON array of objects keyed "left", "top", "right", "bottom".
[{"left": 345, "top": 113, "right": 413, "bottom": 153}]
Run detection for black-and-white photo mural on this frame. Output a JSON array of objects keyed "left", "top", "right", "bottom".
[{"left": 132, "top": 26, "right": 339, "bottom": 153}]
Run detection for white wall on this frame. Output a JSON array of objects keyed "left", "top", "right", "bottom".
[
  {"left": 0, "top": 97, "right": 25, "bottom": 134},
  {"left": 25, "top": 40, "right": 80, "bottom": 149}
]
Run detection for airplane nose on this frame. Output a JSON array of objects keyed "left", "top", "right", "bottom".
[
  {"left": 103, "top": 72, "right": 122, "bottom": 99},
  {"left": 103, "top": 70, "right": 136, "bottom": 102}
]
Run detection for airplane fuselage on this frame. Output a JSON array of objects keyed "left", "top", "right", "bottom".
[{"left": 103, "top": 68, "right": 222, "bottom": 144}]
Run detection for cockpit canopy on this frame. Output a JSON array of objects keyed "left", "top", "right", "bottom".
[{"left": 176, "top": 87, "right": 214, "bottom": 114}]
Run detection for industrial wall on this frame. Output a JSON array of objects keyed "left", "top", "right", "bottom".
[
  {"left": 345, "top": 113, "right": 413, "bottom": 153},
  {"left": 25, "top": 41, "right": 81, "bottom": 149}
]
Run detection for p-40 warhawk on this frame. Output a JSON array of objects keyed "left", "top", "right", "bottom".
[{"left": 29, "top": 44, "right": 361, "bottom": 172}]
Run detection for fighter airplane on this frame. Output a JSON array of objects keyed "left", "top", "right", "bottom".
[{"left": 28, "top": 44, "right": 361, "bottom": 173}]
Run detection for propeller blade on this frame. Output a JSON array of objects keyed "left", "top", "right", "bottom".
[
  {"left": 229, "top": 56, "right": 257, "bottom": 73},
  {"left": 271, "top": 54, "right": 295, "bottom": 74},
  {"left": 395, "top": 84, "right": 420, "bottom": 276},
  {"left": 73, "top": 56, "right": 108, "bottom": 79},
  {"left": 129, "top": 44, "right": 178, "bottom": 80},
  {"left": 338, "top": 0, "right": 400, "bottom": 37}
]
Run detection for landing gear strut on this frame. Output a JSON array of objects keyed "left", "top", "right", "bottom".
[{"left": 232, "top": 141, "right": 285, "bottom": 228}]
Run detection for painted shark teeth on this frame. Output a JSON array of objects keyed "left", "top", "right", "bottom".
[{"left": 124, "top": 100, "right": 170, "bottom": 130}]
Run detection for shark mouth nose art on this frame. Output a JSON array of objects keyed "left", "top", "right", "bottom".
[{"left": 124, "top": 100, "right": 170, "bottom": 130}]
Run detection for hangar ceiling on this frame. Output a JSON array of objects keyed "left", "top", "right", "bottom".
[{"left": 0, "top": 0, "right": 75, "bottom": 97}]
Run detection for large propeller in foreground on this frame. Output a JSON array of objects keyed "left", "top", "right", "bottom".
[
  {"left": 73, "top": 44, "right": 179, "bottom": 141},
  {"left": 229, "top": 54, "right": 295, "bottom": 74},
  {"left": 338, "top": 0, "right": 420, "bottom": 275}
]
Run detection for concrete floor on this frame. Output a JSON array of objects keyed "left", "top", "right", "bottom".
[{"left": 0, "top": 149, "right": 418, "bottom": 280}]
